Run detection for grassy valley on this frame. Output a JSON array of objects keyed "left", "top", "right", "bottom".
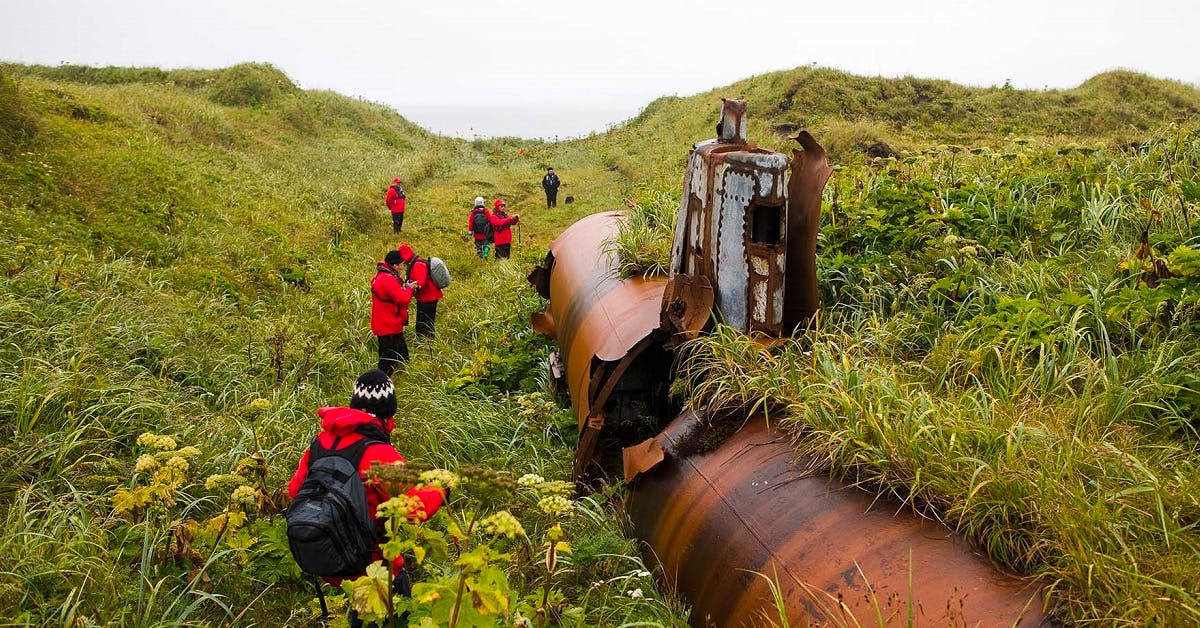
[{"left": 2, "top": 61, "right": 1199, "bottom": 625}]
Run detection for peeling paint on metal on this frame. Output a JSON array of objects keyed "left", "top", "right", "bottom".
[{"left": 717, "top": 168, "right": 752, "bottom": 329}]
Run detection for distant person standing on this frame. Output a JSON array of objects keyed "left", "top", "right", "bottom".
[
  {"left": 542, "top": 167, "right": 561, "bottom": 208},
  {"left": 385, "top": 178, "right": 406, "bottom": 233},
  {"left": 397, "top": 243, "right": 444, "bottom": 338},
  {"left": 371, "top": 250, "right": 416, "bottom": 374},
  {"left": 468, "top": 196, "right": 493, "bottom": 259},
  {"left": 489, "top": 199, "right": 520, "bottom": 259}
]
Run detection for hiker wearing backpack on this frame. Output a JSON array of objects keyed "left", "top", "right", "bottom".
[
  {"left": 542, "top": 167, "right": 561, "bottom": 208},
  {"left": 287, "top": 369, "right": 446, "bottom": 626},
  {"left": 385, "top": 178, "right": 406, "bottom": 234},
  {"left": 489, "top": 198, "right": 520, "bottom": 259},
  {"left": 468, "top": 196, "right": 493, "bottom": 259},
  {"left": 371, "top": 250, "right": 416, "bottom": 374},
  {"left": 398, "top": 242, "right": 446, "bottom": 338}
]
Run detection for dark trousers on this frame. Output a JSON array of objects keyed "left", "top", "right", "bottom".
[
  {"left": 545, "top": 190, "right": 557, "bottom": 207},
  {"left": 416, "top": 300, "right": 438, "bottom": 337},
  {"left": 376, "top": 333, "right": 408, "bottom": 374},
  {"left": 391, "top": 212, "right": 404, "bottom": 233},
  {"left": 348, "top": 569, "right": 412, "bottom": 628},
  {"left": 495, "top": 243, "right": 511, "bottom": 259}
]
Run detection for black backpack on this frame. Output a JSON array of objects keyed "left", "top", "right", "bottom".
[
  {"left": 286, "top": 436, "right": 383, "bottom": 578},
  {"left": 471, "top": 209, "right": 492, "bottom": 237}
]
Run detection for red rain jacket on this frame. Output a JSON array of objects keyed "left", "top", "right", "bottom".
[
  {"left": 287, "top": 406, "right": 446, "bottom": 582},
  {"left": 385, "top": 184, "right": 406, "bottom": 214},
  {"left": 405, "top": 256, "right": 444, "bottom": 303},
  {"left": 370, "top": 262, "right": 413, "bottom": 336},
  {"left": 489, "top": 211, "right": 518, "bottom": 246}
]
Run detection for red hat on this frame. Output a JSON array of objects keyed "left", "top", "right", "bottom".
[
  {"left": 397, "top": 242, "right": 414, "bottom": 262},
  {"left": 393, "top": 177, "right": 401, "bottom": 184},
  {"left": 493, "top": 198, "right": 506, "bottom": 209}
]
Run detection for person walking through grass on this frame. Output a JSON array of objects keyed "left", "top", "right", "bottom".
[
  {"left": 542, "top": 167, "right": 560, "bottom": 208},
  {"left": 287, "top": 369, "right": 446, "bottom": 628},
  {"left": 385, "top": 178, "right": 406, "bottom": 234},
  {"left": 397, "top": 242, "right": 443, "bottom": 338},
  {"left": 468, "top": 196, "right": 493, "bottom": 259},
  {"left": 370, "top": 250, "right": 416, "bottom": 374},
  {"left": 489, "top": 198, "right": 520, "bottom": 259}
]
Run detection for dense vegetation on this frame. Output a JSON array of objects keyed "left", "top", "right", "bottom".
[{"left": 2, "top": 60, "right": 1199, "bottom": 625}]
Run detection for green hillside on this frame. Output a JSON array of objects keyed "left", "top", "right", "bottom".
[{"left": 2, "top": 61, "right": 1199, "bottom": 625}]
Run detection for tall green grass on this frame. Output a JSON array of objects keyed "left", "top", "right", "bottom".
[{"left": 4, "top": 59, "right": 1200, "bottom": 625}]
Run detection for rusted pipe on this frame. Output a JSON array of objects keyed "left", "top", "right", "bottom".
[
  {"left": 527, "top": 211, "right": 668, "bottom": 479},
  {"left": 625, "top": 410, "right": 1049, "bottom": 626}
]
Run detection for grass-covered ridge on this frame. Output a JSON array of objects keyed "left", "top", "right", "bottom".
[
  {"left": 0, "top": 62, "right": 669, "bottom": 625},
  {"left": 3, "top": 59, "right": 1200, "bottom": 625}
]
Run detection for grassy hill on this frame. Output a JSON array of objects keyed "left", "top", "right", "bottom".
[{"left": 2, "top": 61, "right": 1199, "bottom": 625}]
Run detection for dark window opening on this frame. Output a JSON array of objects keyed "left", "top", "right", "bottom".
[{"left": 750, "top": 203, "right": 781, "bottom": 245}]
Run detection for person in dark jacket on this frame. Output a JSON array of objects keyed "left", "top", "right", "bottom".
[
  {"left": 385, "top": 178, "right": 406, "bottom": 234},
  {"left": 397, "top": 242, "right": 443, "bottom": 337},
  {"left": 542, "top": 167, "right": 560, "bottom": 208},
  {"left": 488, "top": 199, "right": 520, "bottom": 259},
  {"left": 288, "top": 369, "right": 446, "bottom": 627},
  {"left": 468, "top": 196, "right": 492, "bottom": 259},
  {"left": 371, "top": 250, "right": 416, "bottom": 374}
]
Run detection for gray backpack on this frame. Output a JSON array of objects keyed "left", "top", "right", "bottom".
[
  {"left": 286, "top": 437, "right": 381, "bottom": 577},
  {"left": 428, "top": 257, "right": 452, "bottom": 289}
]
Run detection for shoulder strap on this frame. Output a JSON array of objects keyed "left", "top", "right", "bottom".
[
  {"left": 406, "top": 256, "right": 422, "bottom": 281},
  {"left": 371, "top": 270, "right": 402, "bottom": 304},
  {"left": 308, "top": 435, "right": 384, "bottom": 470}
]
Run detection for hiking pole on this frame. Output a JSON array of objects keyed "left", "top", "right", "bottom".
[{"left": 308, "top": 573, "right": 329, "bottom": 619}]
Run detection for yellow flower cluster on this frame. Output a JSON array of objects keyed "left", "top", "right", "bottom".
[
  {"left": 537, "top": 480, "right": 574, "bottom": 497},
  {"left": 241, "top": 398, "right": 271, "bottom": 417},
  {"left": 517, "top": 473, "right": 572, "bottom": 498},
  {"left": 377, "top": 494, "right": 426, "bottom": 523},
  {"left": 205, "top": 473, "right": 246, "bottom": 491},
  {"left": 480, "top": 510, "right": 526, "bottom": 539},
  {"left": 515, "top": 392, "right": 559, "bottom": 421},
  {"left": 137, "top": 433, "right": 177, "bottom": 451},
  {"left": 230, "top": 485, "right": 258, "bottom": 509},
  {"left": 418, "top": 468, "right": 459, "bottom": 490},
  {"left": 134, "top": 454, "right": 158, "bottom": 473},
  {"left": 537, "top": 496, "right": 573, "bottom": 516},
  {"left": 163, "top": 456, "right": 189, "bottom": 473},
  {"left": 517, "top": 473, "right": 545, "bottom": 487}
]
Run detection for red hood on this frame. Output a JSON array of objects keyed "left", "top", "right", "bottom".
[{"left": 317, "top": 406, "right": 394, "bottom": 435}]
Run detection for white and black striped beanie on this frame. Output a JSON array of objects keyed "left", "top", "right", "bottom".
[{"left": 349, "top": 369, "right": 396, "bottom": 419}]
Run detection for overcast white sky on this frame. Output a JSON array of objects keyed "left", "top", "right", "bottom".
[{"left": 2, "top": 1, "right": 1197, "bottom": 138}]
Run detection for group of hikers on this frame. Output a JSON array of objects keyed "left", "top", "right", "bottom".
[
  {"left": 285, "top": 170, "right": 564, "bottom": 626},
  {"left": 370, "top": 241, "right": 443, "bottom": 374},
  {"left": 468, "top": 196, "right": 521, "bottom": 259}
]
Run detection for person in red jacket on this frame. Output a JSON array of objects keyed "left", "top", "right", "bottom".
[
  {"left": 288, "top": 369, "right": 446, "bottom": 627},
  {"left": 488, "top": 199, "right": 520, "bottom": 259},
  {"left": 371, "top": 250, "right": 416, "bottom": 374},
  {"left": 397, "top": 242, "right": 443, "bottom": 338},
  {"left": 385, "top": 178, "right": 406, "bottom": 233},
  {"left": 468, "top": 196, "right": 492, "bottom": 259}
]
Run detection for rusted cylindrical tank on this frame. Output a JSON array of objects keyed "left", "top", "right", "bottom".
[
  {"left": 529, "top": 214, "right": 1048, "bottom": 626},
  {"left": 625, "top": 410, "right": 1048, "bottom": 626},
  {"left": 528, "top": 105, "right": 1050, "bottom": 624}
]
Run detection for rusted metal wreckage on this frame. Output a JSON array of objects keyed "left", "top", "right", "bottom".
[{"left": 528, "top": 100, "right": 1048, "bottom": 626}]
